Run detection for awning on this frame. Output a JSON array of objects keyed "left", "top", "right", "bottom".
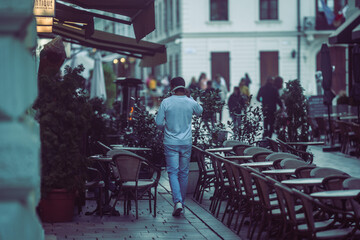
[
  {"left": 59, "top": 0, "right": 155, "bottom": 42},
  {"left": 329, "top": 9, "right": 360, "bottom": 44},
  {"left": 352, "top": 24, "right": 360, "bottom": 41},
  {"left": 46, "top": 22, "right": 166, "bottom": 67}
]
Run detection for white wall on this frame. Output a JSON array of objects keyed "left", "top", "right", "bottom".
[{"left": 149, "top": 0, "right": 334, "bottom": 96}]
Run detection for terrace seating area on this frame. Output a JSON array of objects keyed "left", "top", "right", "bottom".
[
  {"left": 42, "top": 139, "right": 360, "bottom": 240},
  {"left": 191, "top": 139, "right": 360, "bottom": 239}
]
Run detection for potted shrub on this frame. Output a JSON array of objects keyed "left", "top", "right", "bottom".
[
  {"left": 226, "top": 95, "right": 263, "bottom": 145},
  {"left": 34, "top": 39, "right": 91, "bottom": 222},
  {"left": 275, "top": 79, "right": 310, "bottom": 143}
]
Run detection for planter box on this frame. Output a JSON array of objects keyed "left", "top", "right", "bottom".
[{"left": 38, "top": 189, "right": 75, "bottom": 223}]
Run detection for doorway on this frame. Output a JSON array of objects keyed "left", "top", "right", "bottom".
[
  {"left": 211, "top": 52, "right": 230, "bottom": 91},
  {"left": 260, "top": 51, "right": 279, "bottom": 86}
]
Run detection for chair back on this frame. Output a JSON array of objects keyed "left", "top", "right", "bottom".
[
  {"left": 192, "top": 145, "right": 208, "bottom": 174},
  {"left": 208, "top": 152, "right": 227, "bottom": 187},
  {"left": 243, "top": 146, "right": 272, "bottom": 156},
  {"left": 112, "top": 150, "right": 144, "bottom": 182},
  {"left": 343, "top": 177, "right": 360, "bottom": 189},
  {"left": 310, "top": 167, "right": 350, "bottom": 178},
  {"left": 251, "top": 172, "right": 273, "bottom": 209},
  {"left": 232, "top": 143, "right": 252, "bottom": 156},
  {"left": 273, "top": 183, "right": 298, "bottom": 228},
  {"left": 322, "top": 175, "right": 350, "bottom": 191},
  {"left": 294, "top": 165, "right": 317, "bottom": 178},
  {"left": 265, "top": 152, "right": 302, "bottom": 162},
  {"left": 223, "top": 140, "right": 244, "bottom": 147},
  {"left": 276, "top": 138, "right": 313, "bottom": 163},
  {"left": 280, "top": 158, "right": 309, "bottom": 169},
  {"left": 238, "top": 165, "right": 257, "bottom": 199},
  {"left": 322, "top": 175, "right": 351, "bottom": 210},
  {"left": 252, "top": 151, "right": 272, "bottom": 162},
  {"left": 265, "top": 137, "right": 280, "bottom": 152},
  {"left": 229, "top": 162, "right": 245, "bottom": 198},
  {"left": 291, "top": 189, "right": 318, "bottom": 234}
]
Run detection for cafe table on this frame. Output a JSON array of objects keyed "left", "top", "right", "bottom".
[
  {"left": 88, "top": 154, "right": 119, "bottom": 216},
  {"left": 110, "top": 145, "right": 152, "bottom": 151},
  {"left": 281, "top": 178, "right": 324, "bottom": 193},
  {"left": 339, "top": 115, "right": 358, "bottom": 121},
  {"left": 311, "top": 189, "right": 360, "bottom": 199},
  {"left": 88, "top": 154, "right": 112, "bottom": 162},
  {"left": 281, "top": 178, "right": 324, "bottom": 186},
  {"left": 206, "top": 147, "right": 233, "bottom": 153},
  {"left": 262, "top": 169, "right": 296, "bottom": 176},
  {"left": 311, "top": 190, "right": 360, "bottom": 212},
  {"left": 241, "top": 161, "right": 274, "bottom": 168},
  {"left": 285, "top": 141, "right": 325, "bottom": 146},
  {"left": 223, "top": 155, "right": 253, "bottom": 160}
]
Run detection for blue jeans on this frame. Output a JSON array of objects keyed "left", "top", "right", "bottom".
[{"left": 164, "top": 144, "right": 192, "bottom": 205}]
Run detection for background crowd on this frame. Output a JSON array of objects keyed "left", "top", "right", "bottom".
[{"left": 144, "top": 72, "right": 285, "bottom": 138}]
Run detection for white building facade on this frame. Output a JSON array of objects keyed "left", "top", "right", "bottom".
[{"left": 142, "top": 0, "right": 351, "bottom": 96}]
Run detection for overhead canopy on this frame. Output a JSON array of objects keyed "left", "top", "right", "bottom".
[
  {"left": 44, "top": 21, "right": 166, "bottom": 67},
  {"left": 59, "top": 0, "right": 155, "bottom": 42},
  {"left": 329, "top": 9, "right": 360, "bottom": 44}
]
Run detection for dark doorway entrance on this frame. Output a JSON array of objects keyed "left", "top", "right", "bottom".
[
  {"left": 316, "top": 46, "right": 346, "bottom": 95},
  {"left": 260, "top": 51, "right": 279, "bottom": 86},
  {"left": 211, "top": 52, "right": 230, "bottom": 91}
]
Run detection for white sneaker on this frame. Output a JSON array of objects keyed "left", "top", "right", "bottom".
[{"left": 172, "top": 202, "right": 183, "bottom": 216}]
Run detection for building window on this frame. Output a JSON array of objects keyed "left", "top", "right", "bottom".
[
  {"left": 210, "top": 0, "right": 228, "bottom": 21},
  {"left": 259, "top": 0, "right": 278, "bottom": 20}
]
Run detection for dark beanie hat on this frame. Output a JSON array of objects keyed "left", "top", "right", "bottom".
[{"left": 170, "top": 77, "right": 186, "bottom": 91}]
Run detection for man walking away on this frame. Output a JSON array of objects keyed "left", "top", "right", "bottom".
[
  {"left": 155, "top": 77, "right": 203, "bottom": 216},
  {"left": 256, "top": 76, "right": 283, "bottom": 138}
]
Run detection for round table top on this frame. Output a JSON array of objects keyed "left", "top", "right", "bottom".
[
  {"left": 88, "top": 155, "right": 112, "bottom": 162},
  {"left": 261, "top": 169, "right": 296, "bottom": 175},
  {"left": 241, "top": 161, "right": 274, "bottom": 168},
  {"left": 281, "top": 178, "right": 324, "bottom": 186},
  {"left": 310, "top": 189, "right": 360, "bottom": 199},
  {"left": 110, "top": 146, "right": 151, "bottom": 151},
  {"left": 286, "top": 141, "right": 324, "bottom": 146},
  {"left": 206, "top": 147, "right": 233, "bottom": 152},
  {"left": 224, "top": 155, "right": 253, "bottom": 160}
]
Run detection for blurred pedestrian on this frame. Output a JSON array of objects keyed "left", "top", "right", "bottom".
[
  {"left": 256, "top": 76, "right": 283, "bottom": 138},
  {"left": 244, "top": 73, "right": 252, "bottom": 87},
  {"left": 188, "top": 76, "right": 199, "bottom": 92},
  {"left": 148, "top": 75, "right": 159, "bottom": 108},
  {"left": 274, "top": 76, "right": 284, "bottom": 96},
  {"left": 203, "top": 80, "right": 217, "bottom": 130},
  {"left": 198, "top": 72, "right": 208, "bottom": 90},
  {"left": 228, "top": 87, "right": 243, "bottom": 126},
  {"left": 155, "top": 77, "right": 203, "bottom": 216},
  {"left": 213, "top": 74, "right": 228, "bottom": 122},
  {"left": 239, "top": 77, "right": 250, "bottom": 104}
]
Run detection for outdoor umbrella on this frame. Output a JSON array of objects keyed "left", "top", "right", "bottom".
[
  {"left": 90, "top": 51, "right": 107, "bottom": 101},
  {"left": 352, "top": 44, "right": 360, "bottom": 121},
  {"left": 320, "top": 43, "right": 336, "bottom": 146}
]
